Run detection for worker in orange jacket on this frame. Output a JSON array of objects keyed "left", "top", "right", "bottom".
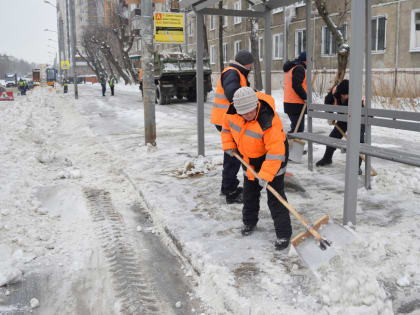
[
  {"left": 283, "top": 51, "right": 307, "bottom": 133},
  {"left": 221, "top": 87, "right": 292, "bottom": 250},
  {"left": 211, "top": 50, "right": 253, "bottom": 204}
]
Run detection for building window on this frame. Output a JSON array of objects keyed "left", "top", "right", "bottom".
[
  {"left": 234, "top": 40, "right": 241, "bottom": 56},
  {"left": 322, "top": 25, "right": 346, "bottom": 56},
  {"left": 410, "top": 9, "right": 420, "bottom": 51},
  {"left": 234, "top": 1, "right": 241, "bottom": 24},
  {"left": 210, "top": 45, "right": 216, "bottom": 64},
  {"left": 371, "top": 16, "right": 386, "bottom": 53},
  {"left": 295, "top": 29, "right": 306, "bottom": 57},
  {"left": 273, "top": 33, "right": 283, "bottom": 60},
  {"left": 209, "top": 15, "right": 215, "bottom": 30},
  {"left": 223, "top": 5, "right": 228, "bottom": 27},
  {"left": 223, "top": 43, "right": 228, "bottom": 63},
  {"left": 258, "top": 37, "right": 263, "bottom": 61}
]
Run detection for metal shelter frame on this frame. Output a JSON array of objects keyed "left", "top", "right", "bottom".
[{"left": 179, "top": 0, "right": 420, "bottom": 226}]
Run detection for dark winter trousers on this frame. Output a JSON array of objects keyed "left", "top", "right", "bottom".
[
  {"left": 287, "top": 113, "right": 305, "bottom": 133},
  {"left": 101, "top": 84, "right": 106, "bottom": 96},
  {"left": 322, "top": 121, "right": 366, "bottom": 166},
  {"left": 110, "top": 86, "right": 114, "bottom": 96},
  {"left": 242, "top": 174, "right": 292, "bottom": 239},
  {"left": 215, "top": 125, "right": 241, "bottom": 194}
]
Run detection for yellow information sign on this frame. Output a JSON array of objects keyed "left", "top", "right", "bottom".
[
  {"left": 154, "top": 12, "right": 184, "bottom": 43},
  {"left": 61, "top": 60, "right": 70, "bottom": 70}
]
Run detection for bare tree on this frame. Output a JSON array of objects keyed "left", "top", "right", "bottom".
[
  {"left": 109, "top": 1, "right": 137, "bottom": 83},
  {"left": 249, "top": 17, "right": 263, "bottom": 90},
  {"left": 314, "top": 0, "right": 350, "bottom": 84},
  {"left": 77, "top": 28, "right": 107, "bottom": 79}
]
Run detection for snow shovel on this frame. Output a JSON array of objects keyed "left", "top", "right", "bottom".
[
  {"left": 333, "top": 122, "right": 377, "bottom": 176},
  {"left": 232, "top": 152, "right": 354, "bottom": 270},
  {"left": 288, "top": 102, "right": 307, "bottom": 163}
]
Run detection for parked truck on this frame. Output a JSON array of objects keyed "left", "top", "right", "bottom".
[
  {"left": 5, "top": 73, "right": 17, "bottom": 87},
  {"left": 32, "top": 69, "right": 41, "bottom": 86},
  {"left": 137, "top": 51, "right": 212, "bottom": 105}
]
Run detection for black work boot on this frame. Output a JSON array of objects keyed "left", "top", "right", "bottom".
[
  {"left": 226, "top": 187, "right": 243, "bottom": 204},
  {"left": 241, "top": 224, "right": 256, "bottom": 236},
  {"left": 220, "top": 186, "right": 242, "bottom": 196},
  {"left": 274, "top": 238, "right": 290, "bottom": 251},
  {"left": 316, "top": 147, "right": 334, "bottom": 167}
]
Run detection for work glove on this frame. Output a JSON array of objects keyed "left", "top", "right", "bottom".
[
  {"left": 225, "top": 149, "right": 239, "bottom": 157},
  {"left": 259, "top": 179, "right": 268, "bottom": 190}
]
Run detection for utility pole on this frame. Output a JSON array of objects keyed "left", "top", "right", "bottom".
[
  {"left": 65, "top": 0, "right": 71, "bottom": 79},
  {"left": 69, "top": 0, "right": 78, "bottom": 99},
  {"left": 141, "top": 0, "right": 156, "bottom": 145}
]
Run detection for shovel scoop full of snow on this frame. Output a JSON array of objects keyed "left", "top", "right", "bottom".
[{"left": 291, "top": 215, "right": 356, "bottom": 272}]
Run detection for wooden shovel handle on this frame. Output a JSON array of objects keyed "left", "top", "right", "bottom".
[
  {"left": 293, "top": 102, "right": 307, "bottom": 134},
  {"left": 232, "top": 152, "right": 324, "bottom": 242},
  {"left": 333, "top": 123, "right": 377, "bottom": 176},
  {"left": 289, "top": 102, "right": 307, "bottom": 146}
]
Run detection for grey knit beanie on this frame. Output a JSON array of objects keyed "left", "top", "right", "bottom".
[
  {"left": 233, "top": 87, "right": 258, "bottom": 115},
  {"left": 234, "top": 50, "right": 254, "bottom": 66}
]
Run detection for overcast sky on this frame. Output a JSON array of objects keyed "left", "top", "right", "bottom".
[{"left": 0, "top": 0, "right": 58, "bottom": 65}]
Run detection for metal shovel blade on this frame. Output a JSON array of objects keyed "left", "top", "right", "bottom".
[
  {"left": 294, "top": 222, "right": 355, "bottom": 271},
  {"left": 289, "top": 140, "right": 305, "bottom": 163}
]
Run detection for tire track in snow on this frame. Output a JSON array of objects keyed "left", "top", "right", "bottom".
[{"left": 83, "top": 188, "right": 160, "bottom": 314}]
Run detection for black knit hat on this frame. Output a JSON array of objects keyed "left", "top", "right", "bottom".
[
  {"left": 298, "top": 51, "right": 306, "bottom": 62},
  {"left": 336, "top": 79, "right": 349, "bottom": 95},
  {"left": 235, "top": 50, "right": 254, "bottom": 66}
]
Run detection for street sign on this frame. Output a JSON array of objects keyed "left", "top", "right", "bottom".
[
  {"left": 154, "top": 12, "right": 184, "bottom": 43},
  {"left": 61, "top": 60, "right": 70, "bottom": 70}
]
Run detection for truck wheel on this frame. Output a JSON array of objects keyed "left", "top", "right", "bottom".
[{"left": 156, "top": 85, "right": 166, "bottom": 105}]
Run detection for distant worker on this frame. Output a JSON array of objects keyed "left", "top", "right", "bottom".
[
  {"left": 18, "top": 78, "right": 27, "bottom": 95},
  {"left": 100, "top": 75, "right": 107, "bottom": 96},
  {"left": 221, "top": 87, "right": 292, "bottom": 250},
  {"left": 211, "top": 50, "right": 254, "bottom": 204},
  {"left": 63, "top": 79, "right": 68, "bottom": 94},
  {"left": 283, "top": 51, "right": 307, "bottom": 133},
  {"left": 315, "top": 79, "right": 366, "bottom": 175},
  {"left": 109, "top": 75, "right": 116, "bottom": 96}
]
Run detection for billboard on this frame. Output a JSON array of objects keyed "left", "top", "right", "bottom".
[{"left": 154, "top": 12, "right": 184, "bottom": 43}]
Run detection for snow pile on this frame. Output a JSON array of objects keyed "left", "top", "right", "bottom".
[
  {"left": 0, "top": 245, "right": 23, "bottom": 287},
  {"left": 0, "top": 89, "right": 61, "bottom": 286},
  {"left": 173, "top": 155, "right": 216, "bottom": 178},
  {"left": 316, "top": 257, "right": 393, "bottom": 315}
]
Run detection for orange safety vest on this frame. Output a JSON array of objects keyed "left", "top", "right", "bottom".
[
  {"left": 221, "top": 92, "right": 287, "bottom": 182},
  {"left": 211, "top": 66, "right": 248, "bottom": 126},
  {"left": 284, "top": 65, "right": 307, "bottom": 104}
]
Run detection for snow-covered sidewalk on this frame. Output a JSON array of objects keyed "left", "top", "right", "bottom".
[{"left": 91, "top": 86, "right": 420, "bottom": 314}]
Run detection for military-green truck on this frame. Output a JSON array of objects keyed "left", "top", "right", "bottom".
[{"left": 138, "top": 51, "right": 212, "bottom": 105}]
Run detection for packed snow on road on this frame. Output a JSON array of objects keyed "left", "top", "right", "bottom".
[{"left": 0, "top": 84, "right": 419, "bottom": 315}]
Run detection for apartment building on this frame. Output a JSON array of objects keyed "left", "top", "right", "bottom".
[
  {"left": 182, "top": 0, "right": 420, "bottom": 91},
  {"left": 56, "top": 0, "right": 104, "bottom": 80}
]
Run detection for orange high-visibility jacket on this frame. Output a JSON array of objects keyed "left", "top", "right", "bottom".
[
  {"left": 284, "top": 65, "right": 307, "bottom": 104},
  {"left": 210, "top": 66, "right": 248, "bottom": 126},
  {"left": 221, "top": 92, "right": 287, "bottom": 182}
]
